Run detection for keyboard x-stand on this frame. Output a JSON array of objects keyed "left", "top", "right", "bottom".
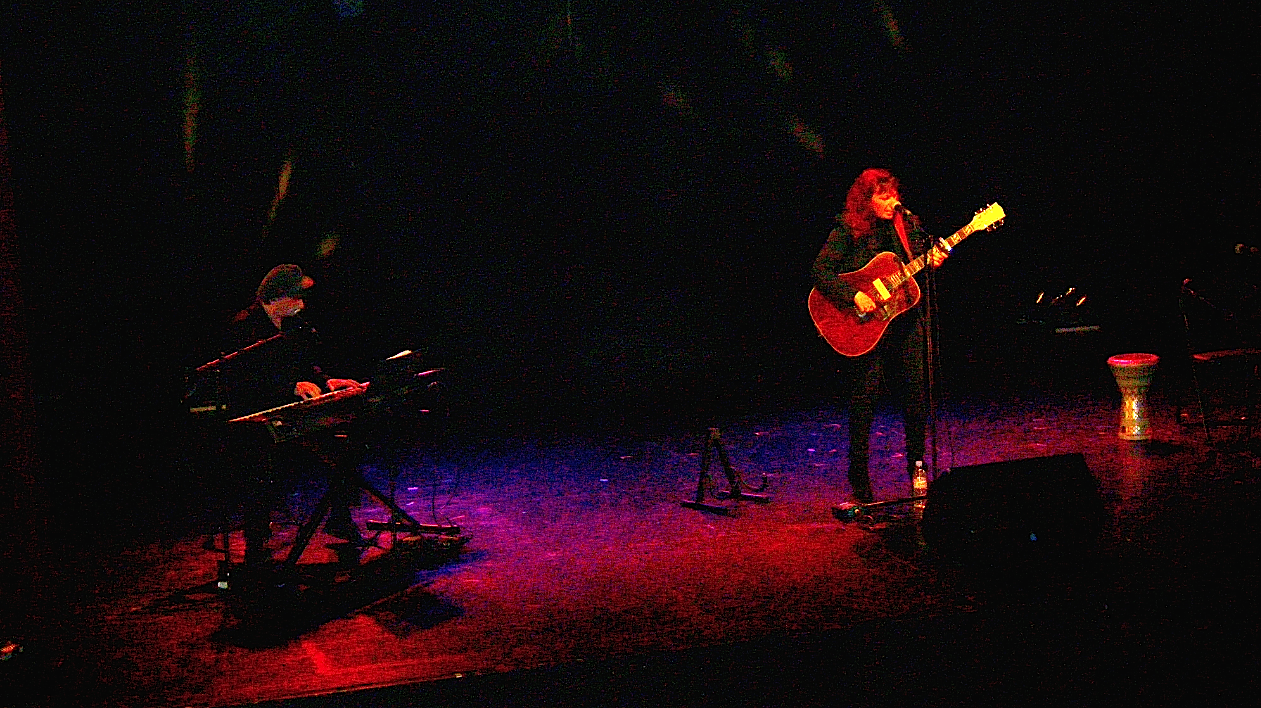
[{"left": 228, "top": 371, "right": 462, "bottom": 577}]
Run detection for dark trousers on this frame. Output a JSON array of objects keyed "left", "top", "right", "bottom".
[
  {"left": 219, "top": 425, "right": 293, "bottom": 570},
  {"left": 845, "top": 315, "right": 928, "bottom": 499},
  {"left": 218, "top": 423, "right": 365, "bottom": 579}
]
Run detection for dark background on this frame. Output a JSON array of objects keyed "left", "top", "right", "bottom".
[{"left": 2, "top": 1, "right": 1257, "bottom": 534}]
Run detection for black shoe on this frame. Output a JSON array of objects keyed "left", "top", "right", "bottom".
[
  {"left": 327, "top": 537, "right": 372, "bottom": 551},
  {"left": 327, "top": 542, "right": 368, "bottom": 566},
  {"left": 324, "top": 518, "right": 368, "bottom": 545},
  {"left": 849, "top": 486, "right": 874, "bottom": 505}
]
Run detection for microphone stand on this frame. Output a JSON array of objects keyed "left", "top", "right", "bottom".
[
  {"left": 184, "top": 322, "right": 319, "bottom": 588},
  {"left": 911, "top": 218, "right": 943, "bottom": 484},
  {"left": 194, "top": 332, "right": 285, "bottom": 373},
  {"left": 184, "top": 332, "right": 292, "bottom": 588},
  {"left": 184, "top": 331, "right": 287, "bottom": 416}
]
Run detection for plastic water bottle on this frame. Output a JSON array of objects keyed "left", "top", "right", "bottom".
[{"left": 912, "top": 461, "right": 927, "bottom": 518}]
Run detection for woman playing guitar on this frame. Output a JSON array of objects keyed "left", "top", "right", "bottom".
[{"left": 811, "top": 169, "right": 947, "bottom": 504}]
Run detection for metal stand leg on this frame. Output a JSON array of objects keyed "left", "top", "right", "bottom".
[{"left": 279, "top": 491, "right": 334, "bottom": 572}]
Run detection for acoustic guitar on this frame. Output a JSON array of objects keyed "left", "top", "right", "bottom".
[{"left": 808, "top": 203, "right": 1005, "bottom": 356}]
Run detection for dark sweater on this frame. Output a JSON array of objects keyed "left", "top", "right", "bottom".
[
  {"left": 810, "top": 217, "right": 927, "bottom": 311},
  {"left": 219, "top": 303, "right": 326, "bottom": 416}
]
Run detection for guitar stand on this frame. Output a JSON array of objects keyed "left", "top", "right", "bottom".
[{"left": 681, "top": 427, "right": 770, "bottom": 514}]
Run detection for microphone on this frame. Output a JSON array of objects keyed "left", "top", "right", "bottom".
[
  {"left": 1182, "top": 279, "right": 1224, "bottom": 313},
  {"left": 285, "top": 315, "right": 320, "bottom": 342},
  {"left": 893, "top": 202, "right": 922, "bottom": 230}
]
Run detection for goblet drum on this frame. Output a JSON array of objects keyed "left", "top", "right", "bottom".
[{"left": 1107, "top": 353, "right": 1160, "bottom": 441}]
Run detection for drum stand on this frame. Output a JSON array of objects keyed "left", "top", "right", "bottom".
[{"left": 681, "top": 428, "right": 770, "bottom": 514}]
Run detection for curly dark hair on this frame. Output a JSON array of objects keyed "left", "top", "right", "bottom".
[{"left": 842, "top": 168, "right": 899, "bottom": 239}]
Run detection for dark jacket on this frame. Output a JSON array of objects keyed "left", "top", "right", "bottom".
[
  {"left": 811, "top": 217, "right": 931, "bottom": 310},
  {"left": 219, "top": 303, "right": 326, "bottom": 416}
]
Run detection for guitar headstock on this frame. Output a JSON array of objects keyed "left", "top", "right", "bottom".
[{"left": 970, "top": 203, "right": 1005, "bottom": 232}]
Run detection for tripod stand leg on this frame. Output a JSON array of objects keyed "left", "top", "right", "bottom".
[{"left": 215, "top": 529, "right": 232, "bottom": 589}]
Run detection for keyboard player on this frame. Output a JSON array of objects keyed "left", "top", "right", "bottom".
[{"left": 217, "top": 264, "right": 366, "bottom": 581}]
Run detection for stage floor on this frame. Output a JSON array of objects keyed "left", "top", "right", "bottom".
[{"left": 13, "top": 386, "right": 1261, "bottom": 707}]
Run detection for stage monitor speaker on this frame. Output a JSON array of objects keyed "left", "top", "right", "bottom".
[{"left": 921, "top": 453, "right": 1105, "bottom": 569}]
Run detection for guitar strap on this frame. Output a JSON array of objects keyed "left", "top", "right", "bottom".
[{"left": 893, "top": 211, "right": 914, "bottom": 261}]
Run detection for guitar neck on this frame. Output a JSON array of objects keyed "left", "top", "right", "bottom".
[{"left": 884, "top": 223, "right": 978, "bottom": 288}]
